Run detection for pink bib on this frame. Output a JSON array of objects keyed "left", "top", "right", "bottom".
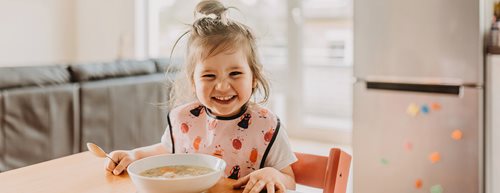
[{"left": 167, "top": 101, "right": 280, "bottom": 179}]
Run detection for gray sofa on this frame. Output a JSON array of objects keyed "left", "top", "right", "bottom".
[{"left": 0, "top": 59, "right": 175, "bottom": 172}]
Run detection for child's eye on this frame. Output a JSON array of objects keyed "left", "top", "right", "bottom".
[
  {"left": 229, "top": 71, "right": 242, "bottom": 76},
  {"left": 202, "top": 74, "right": 216, "bottom": 78}
]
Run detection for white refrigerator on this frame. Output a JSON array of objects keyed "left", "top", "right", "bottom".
[{"left": 353, "top": 0, "right": 484, "bottom": 193}]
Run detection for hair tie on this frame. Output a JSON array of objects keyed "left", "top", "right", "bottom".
[
  {"left": 196, "top": 13, "right": 218, "bottom": 20},
  {"left": 194, "top": 8, "right": 229, "bottom": 25}
]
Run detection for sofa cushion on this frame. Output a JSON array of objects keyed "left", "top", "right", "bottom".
[
  {"left": 1, "top": 84, "right": 79, "bottom": 171},
  {"left": 0, "top": 65, "right": 70, "bottom": 90},
  {"left": 70, "top": 59, "right": 156, "bottom": 81},
  {"left": 79, "top": 74, "right": 169, "bottom": 152},
  {"left": 0, "top": 93, "right": 4, "bottom": 171}
]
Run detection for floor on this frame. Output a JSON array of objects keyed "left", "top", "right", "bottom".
[{"left": 289, "top": 138, "right": 353, "bottom": 193}]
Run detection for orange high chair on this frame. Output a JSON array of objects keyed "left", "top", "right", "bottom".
[{"left": 291, "top": 148, "right": 352, "bottom": 193}]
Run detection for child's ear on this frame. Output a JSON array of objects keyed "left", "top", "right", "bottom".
[{"left": 252, "top": 79, "right": 257, "bottom": 89}]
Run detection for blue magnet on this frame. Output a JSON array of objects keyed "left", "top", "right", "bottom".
[{"left": 421, "top": 105, "right": 429, "bottom": 114}]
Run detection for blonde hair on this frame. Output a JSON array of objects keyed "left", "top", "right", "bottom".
[{"left": 167, "top": 0, "right": 270, "bottom": 107}]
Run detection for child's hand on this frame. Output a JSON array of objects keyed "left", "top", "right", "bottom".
[
  {"left": 233, "top": 167, "right": 293, "bottom": 193},
  {"left": 105, "top": 150, "right": 136, "bottom": 175},
  {"left": 104, "top": 143, "right": 169, "bottom": 175}
]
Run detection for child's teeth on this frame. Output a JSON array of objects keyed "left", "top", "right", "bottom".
[{"left": 216, "top": 96, "right": 232, "bottom": 101}]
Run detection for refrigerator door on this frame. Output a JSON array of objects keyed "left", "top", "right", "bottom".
[
  {"left": 354, "top": 0, "right": 483, "bottom": 84},
  {"left": 353, "top": 81, "right": 482, "bottom": 193}
]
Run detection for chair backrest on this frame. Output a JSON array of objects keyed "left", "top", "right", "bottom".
[{"left": 291, "top": 148, "right": 352, "bottom": 193}]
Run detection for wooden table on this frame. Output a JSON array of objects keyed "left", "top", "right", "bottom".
[{"left": 0, "top": 152, "right": 242, "bottom": 193}]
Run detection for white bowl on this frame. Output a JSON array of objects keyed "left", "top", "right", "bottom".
[{"left": 127, "top": 153, "right": 227, "bottom": 193}]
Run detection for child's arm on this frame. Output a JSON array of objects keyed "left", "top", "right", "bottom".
[
  {"left": 233, "top": 165, "right": 296, "bottom": 193},
  {"left": 105, "top": 143, "right": 169, "bottom": 175}
]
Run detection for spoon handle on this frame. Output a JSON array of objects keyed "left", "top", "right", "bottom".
[{"left": 106, "top": 155, "right": 119, "bottom": 165}]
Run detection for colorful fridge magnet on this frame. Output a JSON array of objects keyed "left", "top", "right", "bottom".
[
  {"left": 407, "top": 103, "right": 420, "bottom": 117},
  {"left": 451, "top": 129, "right": 463, "bottom": 140},
  {"left": 421, "top": 105, "right": 430, "bottom": 114},
  {"left": 380, "top": 158, "right": 389, "bottom": 165},
  {"left": 415, "top": 179, "right": 423, "bottom": 189},
  {"left": 404, "top": 141, "right": 413, "bottom": 151},
  {"left": 430, "top": 103, "right": 442, "bottom": 111},
  {"left": 428, "top": 152, "right": 441, "bottom": 164},
  {"left": 430, "top": 184, "right": 444, "bottom": 193}
]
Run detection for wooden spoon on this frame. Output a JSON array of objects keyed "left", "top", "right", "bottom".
[{"left": 86, "top": 142, "right": 118, "bottom": 165}]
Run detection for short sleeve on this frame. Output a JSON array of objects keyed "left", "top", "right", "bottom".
[{"left": 263, "top": 124, "right": 297, "bottom": 170}]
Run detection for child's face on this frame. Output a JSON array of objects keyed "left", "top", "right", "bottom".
[{"left": 192, "top": 48, "right": 254, "bottom": 117}]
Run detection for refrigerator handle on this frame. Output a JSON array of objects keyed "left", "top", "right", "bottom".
[{"left": 366, "top": 81, "right": 462, "bottom": 96}]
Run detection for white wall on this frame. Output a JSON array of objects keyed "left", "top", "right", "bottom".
[
  {"left": 0, "top": 0, "right": 144, "bottom": 67},
  {"left": 0, "top": 0, "right": 76, "bottom": 67},
  {"left": 485, "top": 2, "right": 498, "bottom": 193},
  {"left": 486, "top": 54, "right": 500, "bottom": 193},
  {"left": 75, "top": 0, "right": 142, "bottom": 63}
]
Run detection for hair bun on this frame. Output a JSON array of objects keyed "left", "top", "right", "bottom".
[{"left": 195, "top": 0, "right": 227, "bottom": 19}]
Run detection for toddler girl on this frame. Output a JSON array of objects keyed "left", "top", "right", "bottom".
[{"left": 106, "top": 1, "right": 297, "bottom": 192}]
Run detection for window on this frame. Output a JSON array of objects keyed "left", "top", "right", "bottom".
[{"left": 148, "top": 0, "right": 353, "bottom": 144}]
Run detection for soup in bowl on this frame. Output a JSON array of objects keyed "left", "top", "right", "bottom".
[{"left": 127, "top": 154, "right": 226, "bottom": 193}]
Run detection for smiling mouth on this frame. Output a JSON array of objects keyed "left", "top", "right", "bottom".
[{"left": 212, "top": 95, "right": 236, "bottom": 104}]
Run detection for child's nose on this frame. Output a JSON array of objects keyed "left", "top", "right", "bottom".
[{"left": 215, "top": 78, "right": 231, "bottom": 90}]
